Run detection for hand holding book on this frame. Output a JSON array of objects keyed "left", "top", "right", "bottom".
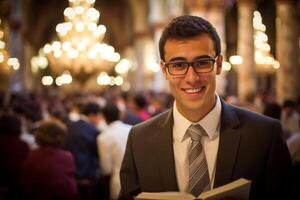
[{"left": 135, "top": 178, "right": 251, "bottom": 200}]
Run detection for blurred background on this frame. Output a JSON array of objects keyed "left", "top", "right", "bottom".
[
  {"left": 0, "top": 1, "right": 300, "bottom": 200},
  {"left": 0, "top": 0, "right": 298, "bottom": 104}
]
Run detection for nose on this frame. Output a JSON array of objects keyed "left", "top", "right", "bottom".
[{"left": 185, "top": 65, "right": 199, "bottom": 81}]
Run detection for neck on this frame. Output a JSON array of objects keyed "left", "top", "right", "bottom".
[{"left": 177, "top": 95, "right": 217, "bottom": 122}]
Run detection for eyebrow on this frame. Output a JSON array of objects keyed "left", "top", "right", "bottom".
[{"left": 167, "top": 55, "right": 214, "bottom": 62}]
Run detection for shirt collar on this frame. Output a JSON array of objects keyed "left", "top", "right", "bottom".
[{"left": 173, "top": 94, "right": 222, "bottom": 142}]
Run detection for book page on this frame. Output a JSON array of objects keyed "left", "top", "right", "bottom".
[
  {"left": 135, "top": 178, "right": 251, "bottom": 200},
  {"left": 198, "top": 178, "right": 251, "bottom": 200},
  {"left": 135, "top": 192, "right": 195, "bottom": 200}
]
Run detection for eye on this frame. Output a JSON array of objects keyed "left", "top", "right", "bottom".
[
  {"left": 170, "top": 62, "right": 187, "bottom": 69},
  {"left": 194, "top": 60, "right": 212, "bottom": 68}
]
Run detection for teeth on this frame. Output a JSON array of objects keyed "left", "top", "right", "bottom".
[{"left": 185, "top": 88, "right": 202, "bottom": 93}]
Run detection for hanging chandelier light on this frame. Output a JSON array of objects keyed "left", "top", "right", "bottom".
[
  {"left": 43, "top": 0, "right": 120, "bottom": 77},
  {"left": 253, "top": 10, "right": 280, "bottom": 74},
  {"left": 229, "top": 10, "right": 280, "bottom": 74}
]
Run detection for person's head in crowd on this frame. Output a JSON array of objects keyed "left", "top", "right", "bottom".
[
  {"left": 297, "top": 96, "right": 300, "bottom": 113},
  {"left": 225, "top": 95, "right": 240, "bottom": 106},
  {"left": 48, "top": 107, "right": 67, "bottom": 122},
  {"left": 263, "top": 102, "right": 281, "bottom": 120},
  {"left": 81, "top": 102, "right": 104, "bottom": 128},
  {"left": 68, "top": 100, "right": 82, "bottom": 122},
  {"left": 103, "top": 103, "right": 120, "bottom": 124},
  {"left": 282, "top": 100, "right": 297, "bottom": 117},
  {"left": 35, "top": 119, "right": 68, "bottom": 148},
  {"left": 159, "top": 15, "right": 223, "bottom": 122},
  {"left": 14, "top": 106, "right": 42, "bottom": 134},
  {"left": 0, "top": 92, "right": 4, "bottom": 109},
  {"left": 0, "top": 113, "right": 22, "bottom": 137},
  {"left": 133, "top": 94, "right": 148, "bottom": 111}
]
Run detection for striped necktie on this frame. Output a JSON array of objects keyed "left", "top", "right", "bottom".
[{"left": 187, "top": 124, "right": 210, "bottom": 197}]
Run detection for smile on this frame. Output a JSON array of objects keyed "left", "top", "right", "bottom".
[{"left": 183, "top": 86, "right": 206, "bottom": 94}]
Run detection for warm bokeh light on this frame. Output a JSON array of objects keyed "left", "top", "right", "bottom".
[
  {"left": 222, "top": 61, "right": 232, "bottom": 71},
  {"left": 229, "top": 10, "right": 280, "bottom": 73},
  {"left": 253, "top": 10, "right": 279, "bottom": 72},
  {"left": 42, "top": 76, "right": 54, "bottom": 86},
  {"left": 0, "top": 18, "right": 20, "bottom": 74},
  {"left": 97, "top": 72, "right": 110, "bottom": 85},
  {"left": 229, "top": 55, "right": 243, "bottom": 65},
  {"left": 8, "top": 58, "right": 20, "bottom": 70},
  {"left": 42, "top": 0, "right": 121, "bottom": 77},
  {"left": 115, "top": 59, "right": 131, "bottom": 74},
  {"left": 96, "top": 72, "right": 124, "bottom": 86}
]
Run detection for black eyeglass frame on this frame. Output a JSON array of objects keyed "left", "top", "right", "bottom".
[{"left": 163, "top": 56, "right": 218, "bottom": 76}]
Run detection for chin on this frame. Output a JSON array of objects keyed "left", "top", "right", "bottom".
[{"left": 184, "top": 101, "right": 205, "bottom": 112}]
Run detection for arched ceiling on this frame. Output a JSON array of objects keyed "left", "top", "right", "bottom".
[{"left": 0, "top": 0, "right": 299, "bottom": 57}]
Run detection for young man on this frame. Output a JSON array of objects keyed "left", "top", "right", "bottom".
[{"left": 119, "top": 15, "right": 294, "bottom": 200}]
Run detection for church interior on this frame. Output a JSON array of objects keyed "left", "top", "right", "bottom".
[
  {"left": 0, "top": 1, "right": 300, "bottom": 200},
  {"left": 0, "top": 0, "right": 298, "bottom": 103}
]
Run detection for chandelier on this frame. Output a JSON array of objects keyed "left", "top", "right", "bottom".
[
  {"left": 229, "top": 10, "right": 280, "bottom": 74},
  {"left": 43, "top": 0, "right": 120, "bottom": 77},
  {"left": 253, "top": 11, "right": 279, "bottom": 74}
]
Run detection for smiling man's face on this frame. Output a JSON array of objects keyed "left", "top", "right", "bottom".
[{"left": 160, "top": 34, "right": 223, "bottom": 122}]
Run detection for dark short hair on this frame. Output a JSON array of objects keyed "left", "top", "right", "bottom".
[
  {"left": 159, "top": 15, "right": 221, "bottom": 61},
  {"left": 134, "top": 94, "right": 148, "bottom": 109},
  {"left": 103, "top": 103, "right": 120, "bottom": 124},
  {"left": 82, "top": 102, "right": 102, "bottom": 116},
  {"left": 0, "top": 113, "right": 22, "bottom": 136},
  {"left": 35, "top": 119, "right": 67, "bottom": 148},
  {"left": 282, "top": 100, "right": 296, "bottom": 109},
  {"left": 263, "top": 102, "right": 281, "bottom": 120}
]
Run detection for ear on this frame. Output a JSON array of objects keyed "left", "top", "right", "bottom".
[
  {"left": 160, "top": 60, "right": 168, "bottom": 79},
  {"left": 216, "top": 55, "right": 223, "bottom": 75}
]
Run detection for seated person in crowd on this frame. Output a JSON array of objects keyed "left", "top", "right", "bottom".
[
  {"left": 19, "top": 119, "right": 79, "bottom": 200},
  {"left": 97, "top": 103, "right": 132, "bottom": 199},
  {"left": 64, "top": 102, "right": 105, "bottom": 199},
  {"left": 281, "top": 100, "right": 300, "bottom": 138},
  {"left": 263, "top": 102, "right": 281, "bottom": 120},
  {"left": 0, "top": 113, "right": 29, "bottom": 199}
]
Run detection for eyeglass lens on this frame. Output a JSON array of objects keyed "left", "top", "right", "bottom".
[{"left": 166, "top": 58, "right": 215, "bottom": 75}]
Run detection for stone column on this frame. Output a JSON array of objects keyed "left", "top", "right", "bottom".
[
  {"left": 148, "top": 0, "right": 168, "bottom": 92},
  {"left": 167, "top": 0, "right": 184, "bottom": 18},
  {"left": 207, "top": 1, "right": 228, "bottom": 97},
  {"left": 7, "top": 0, "right": 25, "bottom": 92},
  {"left": 129, "top": 0, "right": 151, "bottom": 92},
  {"left": 276, "top": 0, "right": 299, "bottom": 103},
  {"left": 237, "top": 0, "right": 257, "bottom": 104},
  {"left": 185, "top": 0, "right": 208, "bottom": 18},
  {"left": 148, "top": 0, "right": 184, "bottom": 92}
]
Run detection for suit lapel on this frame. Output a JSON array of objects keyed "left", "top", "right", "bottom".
[
  {"left": 214, "top": 101, "right": 241, "bottom": 187},
  {"left": 153, "top": 102, "right": 242, "bottom": 190},
  {"left": 155, "top": 109, "right": 179, "bottom": 191}
]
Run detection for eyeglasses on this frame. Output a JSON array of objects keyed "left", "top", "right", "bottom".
[{"left": 163, "top": 57, "right": 217, "bottom": 76}]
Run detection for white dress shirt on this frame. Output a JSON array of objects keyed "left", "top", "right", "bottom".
[
  {"left": 97, "top": 120, "right": 132, "bottom": 199},
  {"left": 173, "top": 95, "right": 222, "bottom": 192}
]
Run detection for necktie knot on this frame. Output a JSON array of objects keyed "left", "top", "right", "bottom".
[{"left": 187, "top": 124, "right": 206, "bottom": 141}]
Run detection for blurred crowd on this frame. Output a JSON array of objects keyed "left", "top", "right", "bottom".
[
  {"left": 225, "top": 92, "right": 300, "bottom": 165},
  {"left": 0, "top": 88, "right": 299, "bottom": 200},
  {"left": 0, "top": 88, "right": 173, "bottom": 200}
]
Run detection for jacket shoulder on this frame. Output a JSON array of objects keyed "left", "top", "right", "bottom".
[
  {"left": 224, "top": 102, "right": 281, "bottom": 125},
  {"left": 129, "top": 110, "right": 172, "bottom": 137}
]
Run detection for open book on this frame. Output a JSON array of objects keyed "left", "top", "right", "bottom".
[{"left": 135, "top": 178, "right": 251, "bottom": 200}]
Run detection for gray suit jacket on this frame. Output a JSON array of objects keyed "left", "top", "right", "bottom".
[{"left": 119, "top": 101, "right": 294, "bottom": 200}]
